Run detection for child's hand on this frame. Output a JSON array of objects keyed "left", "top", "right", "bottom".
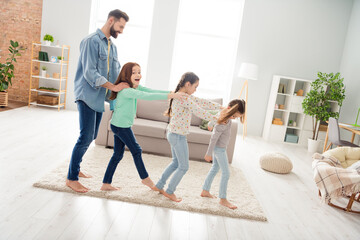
[
  {"left": 169, "top": 92, "right": 186, "bottom": 100},
  {"left": 204, "top": 155, "right": 212, "bottom": 162},
  {"left": 207, "top": 126, "right": 213, "bottom": 131},
  {"left": 114, "top": 82, "right": 130, "bottom": 92}
]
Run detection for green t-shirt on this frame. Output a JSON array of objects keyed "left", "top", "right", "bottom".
[{"left": 111, "top": 85, "right": 169, "bottom": 128}]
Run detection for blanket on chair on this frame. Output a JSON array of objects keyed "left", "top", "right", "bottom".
[{"left": 312, "top": 153, "right": 360, "bottom": 203}]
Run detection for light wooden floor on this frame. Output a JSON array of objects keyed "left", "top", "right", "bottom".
[{"left": 0, "top": 106, "right": 359, "bottom": 240}]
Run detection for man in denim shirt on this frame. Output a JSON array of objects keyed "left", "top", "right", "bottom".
[{"left": 67, "top": 9, "right": 130, "bottom": 193}]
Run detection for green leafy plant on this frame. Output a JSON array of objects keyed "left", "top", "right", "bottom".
[
  {"left": 41, "top": 66, "right": 47, "bottom": 71},
  {"left": 289, "top": 120, "right": 293, "bottom": 125},
  {"left": 302, "top": 72, "right": 345, "bottom": 140},
  {"left": 39, "top": 87, "right": 58, "bottom": 91},
  {"left": 0, "top": 40, "right": 26, "bottom": 92},
  {"left": 43, "top": 34, "right": 54, "bottom": 42},
  {"left": 57, "top": 56, "right": 62, "bottom": 60}
]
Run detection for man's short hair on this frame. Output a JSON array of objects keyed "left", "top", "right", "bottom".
[{"left": 108, "top": 9, "right": 129, "bottom": 22}]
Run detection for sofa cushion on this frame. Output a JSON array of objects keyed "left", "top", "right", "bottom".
[
  {"left": 132, "top": 118, "right": 167, "bottom": 139},
  {"left": 187, "top": 125, "right": 212, "bottom": 144},
  {"left": 191, "top": 98, "right": 223, "bottom": 126},
  {"left": 137, "top": 99, "right": 170, "bottom": 123},
  {"left": 323, "top": 147, "right": 360, "bottom": 168}
]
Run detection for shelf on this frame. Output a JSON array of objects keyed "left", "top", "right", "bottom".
[
  {"left": 33, "top": 43, "right": 69, "bottom": 50},
  {"left": 32, "top": 75, "right": 67, "bottom": 81},
  {"left": 287, "top": 126, "right": 301, "bottom": 130},
  {"left": 29, "top": 102, "right": 65, "bottom": 108},
  {"left": 277, "top": 93, "right": 291, "bottom": 96},
  {"left": 30, "top": 89, "right": 66, "bottom": 95},
  {"left": 274, "top": 109, "right": 288, "bottom": 112},
  {"left": 32, "top": 59, "right": 68, "bottom": 65}
]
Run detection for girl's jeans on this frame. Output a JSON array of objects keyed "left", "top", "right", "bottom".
[
  {"left": 156, "top": 132, "right": 189, "bottom": 194},
  {"left": 202, "top": 146, "right": 230, "bottom": 199},
  {"left": 102, "top": 124, "right": 148, "bottom": 183}
]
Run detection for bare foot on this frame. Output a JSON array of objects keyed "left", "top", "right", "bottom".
[
  {"left": 162, "top": 191, "right": 182, "bottom": 202},
  {"left": 141, "top": 177, "right": 155, "bottom": 189},
  {"left": 79, "top": 171, "right": 92, "bottom": 178},
  {"left": 66, "top": 179, "right": 89, "bottom": 193},
  {"left": 152, "top": 186, "right": 164, "bottom": 193},
  {"left": 201, "top": 190, "right": 216, "bottom": 198},
  {"left": 100, "top": 183, "right": 120, "bottom": 191},
  {"left": 220, "top": 199, "right": 237, "bottom": 210}
]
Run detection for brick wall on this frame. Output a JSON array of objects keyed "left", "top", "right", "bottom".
[{"left": 0, "top": 0, "right": 42, "bottom": 102}]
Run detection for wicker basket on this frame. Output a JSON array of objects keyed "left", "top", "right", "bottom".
[
  {"left": 0, "top": 91, "right": 8, "bottom": 107},
  {"left": 37, "top": 95, "right": 58, "bottom": 105}
]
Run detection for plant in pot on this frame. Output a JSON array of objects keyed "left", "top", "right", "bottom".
[
  {"left": 57, "top": 56, "right": 62, "bottom": 64},
  {"left": 43, "top": 34, "right": 54, "bottom": 46},
  {"left": 41, "top": 66, "right": 48, "bottom": 77},
  {"left": 302, "top": 72, "right": 345, "bottom": 152},
  {"left": 0, "top": 40, "right": 26, "bottom": 107}
]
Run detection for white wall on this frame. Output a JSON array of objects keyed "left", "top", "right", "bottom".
[
  {"left": 41, "top": 0, "right": 93, "bottom": 111},
  {"left": 339, "top": 0, "right": 360, "bottom": 144},
  {"left": 230, "top": 0, "right": 354, "bottom": 136}
]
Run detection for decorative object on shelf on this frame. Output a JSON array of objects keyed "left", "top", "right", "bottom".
[
  {"left": 272, "top": 118, "right": 283, "bottom": 125},
  {"left": 41, "top": 66, "right": 47, "bottom": 77},
  {"left": 278, "top": 84, "right": 285, "bottom": 93},
  {"left": 0, "top": 40, "right": 26, "bottom": 107},
  {"left": 296, "top": 89, "right": 304, "bottom": 96},
  {"left": 43, "top": 34, "right": 54, "bottom": 46},
  {"left": 50, "top": 56, "right": 57, "bottom": 63},
  {"left": 275, "top": 104, "right": 279, "bottom": 109},
  {"left": 53, "top": 72, "right": 60, "bottom": 79},
  {"left": 37, "top": 87, "right": 58, "bottom": 92},
  {"left": 259, "top": 152, "right": 293, "bottom": 174},
  {"left": 37, "top": 95, "right": 58, "bottom": 105},
  {"left": 289, "top": 120, "right": 293, "bottom": 125},
  {"left": 237, "top": 62, "right": 259, "bottom": 140},
  {"left": 293, "top": 121, "right": 296, "bottom": 127},
  {"left": 55, "top": 40, "right": 60, "bottom": 47},
  {"left": 285, "top": 133, "right": 299, "bottom": 143},
  {"left": 38, "top": 51, "right": 49, "bottom": 61},
  {"left": 57, "top": 56, "right": 63, "bottom": 64},
  {"left": 302, "top": 72, "right": 345, "bottom": 152},
  {"left": 279, "top": 104, "right": 285, "bottom": 109}
]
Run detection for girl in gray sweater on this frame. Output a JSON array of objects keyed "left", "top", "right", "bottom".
[{"left": 201, "top": 99, "right": 245, "bottom": 209}]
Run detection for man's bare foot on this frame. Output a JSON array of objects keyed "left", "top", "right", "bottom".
[
  {"left": 220, "top": 199, "right": 237, "bottom": 210},
  {"left": 152, "top": 186, "right": 164, "bottom": 193},
  {"left": 162, "top": 191, "right": 182, "bottom": 202},
  {"left": 100, "top": 183, "right": 120, "bottom": 191},
  {"left": 201, "top": 190, "right": 216, "bottom": 198},
  {"left": 79, "top": 171, "right": 92, "bottom": 178},
  {"left": 141, "top": 177, "right": 155, "bottom": 189},
  {"left": 66, "top": 179, "right": 89, "bottom": 193}
]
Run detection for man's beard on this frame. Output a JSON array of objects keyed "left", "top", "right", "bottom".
[{"left": 110, "top": 25, "right": 119, "bottom": 39}]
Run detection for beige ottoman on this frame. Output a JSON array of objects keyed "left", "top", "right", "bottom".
[{"left": 260, "top": 152, "right": 293, "bottom": 174}]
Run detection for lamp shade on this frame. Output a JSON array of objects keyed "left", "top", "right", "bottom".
[{"left": 238, "top": 62, "right": 259, "bottom": 81}]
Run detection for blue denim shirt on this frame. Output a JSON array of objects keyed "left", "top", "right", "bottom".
[{"left": 74, "top": 29, "right": 121, "bottom": 112}]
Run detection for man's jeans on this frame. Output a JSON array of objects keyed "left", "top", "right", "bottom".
[
  {"left": 156, "top": 132, "right": 189, "bottom": 194},
  {"left": 67, "top": 100, "right": 102, "bottom": 181},
  {"left": 202, "top": 146, "right": 230, "bottom": 199},
  {"left": 102, "top": 124, "right": 148, "bottom": 183}
]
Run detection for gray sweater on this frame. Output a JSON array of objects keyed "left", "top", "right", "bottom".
[{"left": 206, "top": 120, "right": 232, "bottom": 156}]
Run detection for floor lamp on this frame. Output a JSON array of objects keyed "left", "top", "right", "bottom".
[{"left": 237, "top": 63, "right": 259, "bottom": 140}]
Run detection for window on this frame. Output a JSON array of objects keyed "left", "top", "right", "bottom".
[
  {"left": 170, "top": 0, "right": 244, "bottom": 100},
  {"left": 90, "top": 0, "right": 154, "bottom": 84}
]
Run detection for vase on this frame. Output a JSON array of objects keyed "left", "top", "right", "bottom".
[
  {"left": 44, "top": 41, "right": 51, "bottom": 46},
  {"left": 307, "top": 138, "right": 320, "bottom": 153},
  {"left": 41, "top": 70, "right": 47, "bottom": 77}
]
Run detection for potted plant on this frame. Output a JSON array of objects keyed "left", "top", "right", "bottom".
[
  {"left": 0, "top": 40, "right": 25, "bottom": 107},
  {"left": 43, "top": 34, "right": 54, "bottom": 46},
  {"left": 41, "top": 66, "right": 47, "bottom": 77},
  {"left": 302, "top": 72, "right": 345, "bottom": 152},
  {"left": 57, "top": 56, "right": 62, "bottom": 64}
]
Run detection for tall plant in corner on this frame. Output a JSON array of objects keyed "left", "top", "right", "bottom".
[
  {"left": 0, "top": 40, "right": 26, "bottom": 92},
  {"left": 302, "top": 72, "right": 345, "bottom": 143}
]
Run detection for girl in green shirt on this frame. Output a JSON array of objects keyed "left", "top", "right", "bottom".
[{"left": 101, "top": 62, "right": 184, "bottom": 191}]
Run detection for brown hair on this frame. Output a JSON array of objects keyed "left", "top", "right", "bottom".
[
  {"left": 109, "top": 62, "right": 139, "bottom": 100},
  {"left": 108, "top": 9, "right": 129, "bottom": 22},
  {"left": 165, "top": 72, "right": 199, "bottom": 117},
  {"left": 217, "top": 99, "right": 246, "bottom": 124}
]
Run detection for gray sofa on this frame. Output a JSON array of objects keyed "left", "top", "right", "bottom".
[{"left": 95, "top": 98, "right": 238, "bottom": 163}]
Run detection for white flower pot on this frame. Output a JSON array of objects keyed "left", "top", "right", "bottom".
[
  {"left": 307, "top": 138, "right": 320, "bottom": 153},
  {"left": 41, "top": 70, "right": 47, "bottom": 77},
  {"left": 44, "top": 41, "right": 51, "bottom": 46}
]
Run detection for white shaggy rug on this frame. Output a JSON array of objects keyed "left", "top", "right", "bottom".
[{"left": 33, "top": 145, "right": 266, "bottom": 221}]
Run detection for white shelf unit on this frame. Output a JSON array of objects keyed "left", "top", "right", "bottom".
[
  {"left": 28, "top": 42, "right": 70, "bottom": 111},
  {"left": 263, "top": 75, "right": 313, "bottom": 146}
]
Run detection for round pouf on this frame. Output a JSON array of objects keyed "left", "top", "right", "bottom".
[{"left": 259, "top": 152, "right": 293, "bottom": 174}]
